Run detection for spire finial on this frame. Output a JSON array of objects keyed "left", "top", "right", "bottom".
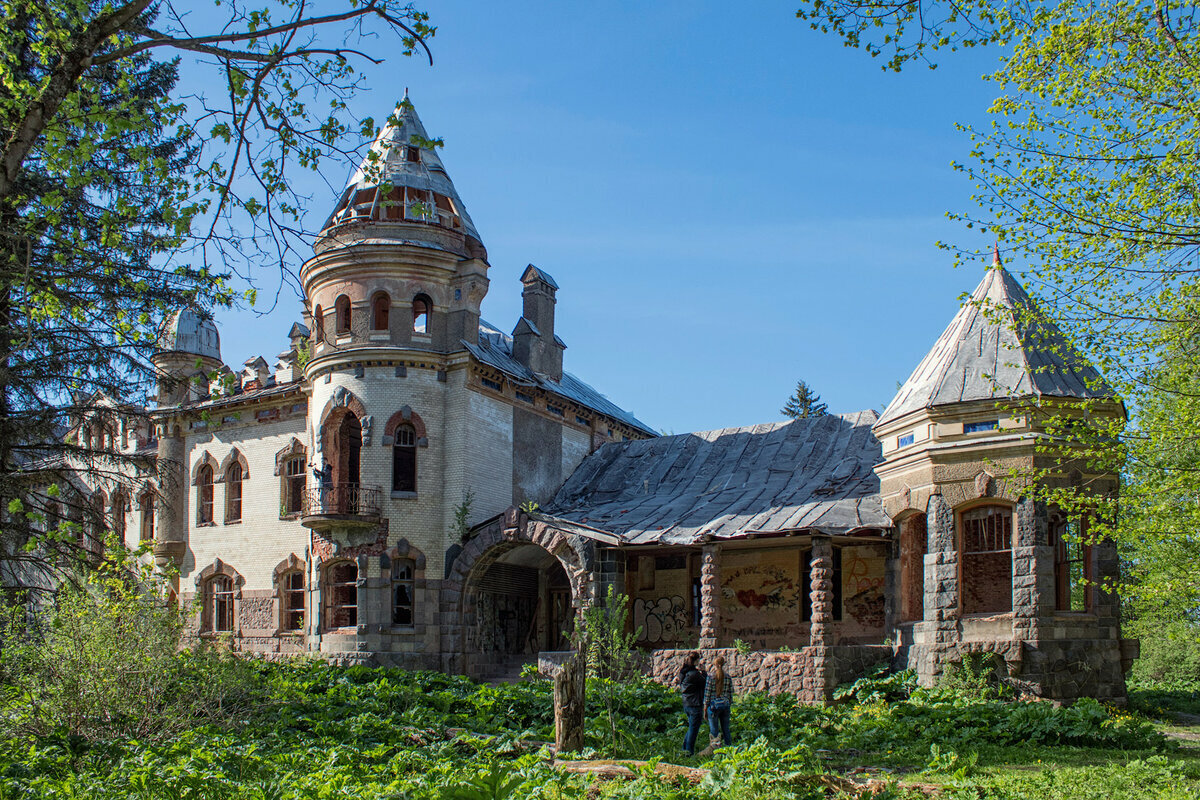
[
  {"left": 992, "top": 242, "right": 1002, "bottom": 268},
  {"left": 403, "top": 87, "right": 409, "bottom": 100}
]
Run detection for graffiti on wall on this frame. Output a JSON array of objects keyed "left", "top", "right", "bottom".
[
  {"left": 634, "top": 596, "right": 688, "bottom": 643},
  {"left": 843, "top": 548, "right": 886, "bottom": 629}
]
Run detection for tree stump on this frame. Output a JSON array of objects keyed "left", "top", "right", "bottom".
[{"left": 554, "top": 651, "right": 586, "bottom": 753}]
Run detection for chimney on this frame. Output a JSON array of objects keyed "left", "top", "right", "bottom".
[
  {"left": 242, "top": 356, "right": 272, "bottom": 390},
  {"left": 511, "top": 264, "right": 565, "bottom": 380}
]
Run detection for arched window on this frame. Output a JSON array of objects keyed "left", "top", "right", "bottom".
[
  {"left": 392, "top": 559, "right": 415, "bottom": 626},
  {"left": 204, "top": 575, "right": 235, "bottom": 633},
  {"left": 371, "top": 292, "right": 390, "bottom": 331},
  {"left": 225, "top": 462, "right": 243, "bottom": 523},
  {"left": 335, "top": 295, "right": 352, "bottom": 335},
  {"left": 959, "top": 504, "right": 1013, "bottom": 614},
  {"left": 139, "top": 490, "right": 155, "bottom": 542},
  {"left": 197, "top": 464, "right": 214, "bottom": 524},
  {"left": 392, "top": 424, "right": 417, "bottom": 493},
  {"left": 1051, "top": 515, "right": 1093, "bottom": 612},
  {"left": 313, "top": 305, "right": 324, "bottom": 344},
  {"left": 282, "top": 570, "right": 305, "bottom": 631},
  {"left": 412, "top": 295, "right": 430, "bottom": 334},
  {"left": 325, "top": 561, "right": 358, "bottom": 628},
  {"left": 86, "top": 491, "right": 106, "bottom": 553}
]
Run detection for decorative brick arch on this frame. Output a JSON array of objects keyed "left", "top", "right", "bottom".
[
  {"left": 383, "top": 537, "right": 427, "bottom": 571},
  {"left": 190, "top": 452, "right": 218, "bottom": 485},
  {"left": 382, "top": 406, "right": 429, "bottom": 447},
  {"left": 194, "top": 557, "right": 245, "bottom": 591},
  {"left": 218, "top": 448, "right": 249, "bottom": 481},
  {"left": 317, "top": 386, "right": 368, "bottom": 429},
  {"left": 440, "top": 507, "right": 597, "bottom": 676},
  {"left": 272, "top": 552, "right": 306, "bottom": 583},
  {"left": 274, "top": 438, "right": 306, "bottom": 475}
]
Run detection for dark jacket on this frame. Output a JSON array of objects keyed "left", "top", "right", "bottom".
[{"left": 679, "top": 665, "right": 707, "bottom": 708}]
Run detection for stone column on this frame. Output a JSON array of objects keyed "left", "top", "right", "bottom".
[
  {"left": 1013, "top": 498, "right": 1049, "bottom": 641},
  {"left": 808, "top": 537, "right": 834, "bottom": 647},
  {"left": 917, "top": 494, "right": 959, "bottom": 685},
  {"left": 152, "top": 421, "right": 187, "bottom": 599},
  {"left": 699, "top": 544, "right": 721, "bottom": 648}
]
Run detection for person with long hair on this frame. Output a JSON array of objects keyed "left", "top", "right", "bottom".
[
  {"left": 678, "top": 651, "right": 707, "bottom": 756},
  {"left": 702, "top": 654, "right": 735, "bottom": 747}
]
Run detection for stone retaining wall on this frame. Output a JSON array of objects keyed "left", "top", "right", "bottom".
[{"left": 649, "top": 645, "right": 892, "bottom": 703}]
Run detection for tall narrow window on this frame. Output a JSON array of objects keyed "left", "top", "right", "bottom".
[
  {"left": 405, "top": 145, "right": 421, "bottom": 163},
  {"left": 206, "top": 575, "right": 234, "bottom": 633},
  {"left": 900, "top": 514, "right": 927, "bottom": 622},
  {"left": 392, "top": 424, "right": 417, "bottom": 493},
  {"left": 225, "top": 462, "right": 243, "bottom": 522},
  {"left": 412, "top": 295, "right": 430, "bottom": 334},
  {"left": 283, "top": 456, "right": 306, "bottom": 515},
  {"left": 960, "top": 505, "right": 1013, "bottom": 614},
  {"left": 335, "top": 295, "right": 351, "bottom": 335},
  {"left": 283, "top": 571, "right": 305, "bottom": 631},
  {"left": 139, "top": 490, "right": 155, "bottom": 542},
  {"left": 1052, "top": 516, "right": 1093, "bottom": 612},
  {"left": 326, "top": 562, "right": 358, "bottom": 628},
  {"left": 371, "top": 292, "right": 390, "bottom": 331},
  {"left": 111, "top": 492, "right": 127, "bottom": 542},
  {"left": 197, "top": 464, "right": 214, "bottom": 524},
  {"left": 392, "top": 559, "right": 415, "bottom": 626},
  {"left": 313, "top": 305, "right": 324, "bottom": 344}
]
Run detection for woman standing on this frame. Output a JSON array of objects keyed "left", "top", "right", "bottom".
[
  {"left": 678, "top": 651, "right": 707, "bottom": 756},
  {"left": 703, "top": 655, "right": 735, "bottom": 747}
]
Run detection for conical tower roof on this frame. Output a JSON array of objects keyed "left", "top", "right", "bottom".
[
  {"left": 321, "top": 95, "right": 481, "bottom": 245},
  {"left": 877, "top": 260, "right": 1111, "bottom": 427}
]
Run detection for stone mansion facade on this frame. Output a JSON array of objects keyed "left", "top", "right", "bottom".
[{"left": 66, "top": 99, "right": 1136, "bottom": 703}]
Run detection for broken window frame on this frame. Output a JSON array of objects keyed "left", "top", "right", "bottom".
[
  {"left": 205, "top": 575, "right": 235, "bottom": 633},
  {"left": 282, "top": 570, "right": 305, "bottom": 632},
  {"left": 391, "top": 559, "right": 416, "bottom": 627},
  {"left": 225, "top": 462, "right": 243, "bottom": 523},
  {"left": 197, "top": 464, "right": 215, "bottom": 525},
  {"left": 1051, "top": 514, "right": 1094, "bottom": 613},
  {"left": 392, "top": 424, "right": 417, "bottom": 493},
  {"left": 958, "top": 503, "right": 1014, "bottom": 615},
  {"left": 325, "top": 561, "right": 358, "bottom": 629},
  {"left": 282, "top": 456, "right": 306, "bottom": 516}
]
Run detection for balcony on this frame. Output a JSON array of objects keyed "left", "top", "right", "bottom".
[{"left": 300, "top": 483, "right": 382, "bottom": 532}]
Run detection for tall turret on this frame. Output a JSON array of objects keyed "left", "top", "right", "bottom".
[{"left": 152, "top": 308, "right": 223, "bottom": 406}]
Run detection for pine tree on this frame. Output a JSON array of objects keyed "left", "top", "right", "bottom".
[{"left": 781, "top": 380, "right": 828, "bottom": 419}]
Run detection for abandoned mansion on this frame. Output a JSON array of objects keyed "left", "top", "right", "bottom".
[{"left": 66, "top": 99, "right": 1136, "bottom": 703}]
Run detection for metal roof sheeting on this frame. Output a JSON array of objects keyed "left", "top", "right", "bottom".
[
  {"left": 878, "top": 265, "right": 1111, "bottom": 427},
  {"left": 466, "top": 320, "right": 656, "bottom": 436},
  {"left": 541, "top": 410, "right": 891, "bottom": 543}
]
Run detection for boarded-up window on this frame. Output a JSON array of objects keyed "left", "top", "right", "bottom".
[
  {"left": 371, "top": 293, "right": 390, "bottom": 331},
  {"left": 900, "top": 514, "right": 927, "bottom": 622},
  {"left": 335, "top": 295, "right": 351, "bottom": 334},
  {"left": 960, "top": 505, "right": 1013, "bottom": 614},
  {"left": 313, "top": 306, "right": 324, "bottom": 343}
]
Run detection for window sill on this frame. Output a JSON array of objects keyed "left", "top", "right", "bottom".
[
  {"left": 225, "top": 519, "right": 242, "bottom": 526},
  {"left": 335, "top": 335, "right": 352, "bottom": 345},
  {"left": 388, "top": 625, "right": 417, "bottom": 633},
  {"left": 369, "top": 332, "right": 390, "bottom": 340},
  {"left": 391, "top": 490, "right": 417, "bottom": 500},
  {"left": 196, "top": 522, "right": 216, "bottom": 528},
  {"left": 411, "top": 334, "right": 431, "bottom": 342}
]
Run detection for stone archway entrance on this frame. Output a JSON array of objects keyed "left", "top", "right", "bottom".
[
  {"left": 473, "top": 545, "right": 574, "bottom": 661},
  {"left": 441, "top": 508, "right": 598, "bottom": 678}
]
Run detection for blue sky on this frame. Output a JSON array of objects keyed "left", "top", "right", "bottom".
[{"left": 203, "top": 0, "right": 1007, "bottom": 434}]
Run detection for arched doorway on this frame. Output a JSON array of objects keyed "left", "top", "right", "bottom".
[
  {"left": 473, "top": 545, "right": 574, "bottom": 663},
  {"left": 321, "top": 409, "right": 362, "bottom": 513}
]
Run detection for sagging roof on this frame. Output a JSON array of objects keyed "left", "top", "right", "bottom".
[
  {"left": 323, "top": 96, "right": 481, "bottom": 244},
  {"left": 466, "top": 320, "right": 656, "bottom": 436},
  {"left": 541, "top": 410, "right": 891, "bottom": 544},
  {"left": 878, "top": 263, "right": 1111, "bottom": 427}
]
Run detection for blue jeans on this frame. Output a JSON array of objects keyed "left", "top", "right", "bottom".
[
  {"left": 708, "top": 704, "right": 731, "bottom": 745},
  {"left": 682, "top": 706, "right": 704, "bottom": 754}
]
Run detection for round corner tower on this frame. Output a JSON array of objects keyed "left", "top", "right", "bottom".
[{"left": 299, "top": 96, "right": 491, "bottom": 662}]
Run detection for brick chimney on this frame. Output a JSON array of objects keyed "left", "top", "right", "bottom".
[{"left": 512, "top": 264, "right": 565, "bottom": 380}]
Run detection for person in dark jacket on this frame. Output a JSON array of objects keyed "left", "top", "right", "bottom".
[{"left": 678, "top": 651, "right": 707, "bottom": 755}]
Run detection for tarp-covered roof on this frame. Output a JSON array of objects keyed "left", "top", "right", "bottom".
[
  {"left": 541, "top": 410, "right": 891, "bottom": 544},
  {"left": 466, "top": 320, "right": 656, "bottom": 436},
  {"left": 878, "top": 265, "right": 1111, "bottom": 427}
]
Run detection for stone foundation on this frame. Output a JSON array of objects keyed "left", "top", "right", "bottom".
[{"left": 650, "top": 645, "right": 891, "bottom": 704}]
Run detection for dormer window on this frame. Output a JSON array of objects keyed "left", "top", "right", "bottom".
[
  {"left": 897, "top": 433, "right": 915, "bottom": 448},
  {"left": 405, "top": 145, "right": 420, "bottom": 163}
]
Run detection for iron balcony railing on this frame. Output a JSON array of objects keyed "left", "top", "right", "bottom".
[{"left": 301, "top": 483, "right": 382, "bottom": 519}]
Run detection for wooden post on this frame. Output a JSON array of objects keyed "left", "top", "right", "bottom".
[{"left": 554, "top": 650, "right": 586, "bottom": 753}]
